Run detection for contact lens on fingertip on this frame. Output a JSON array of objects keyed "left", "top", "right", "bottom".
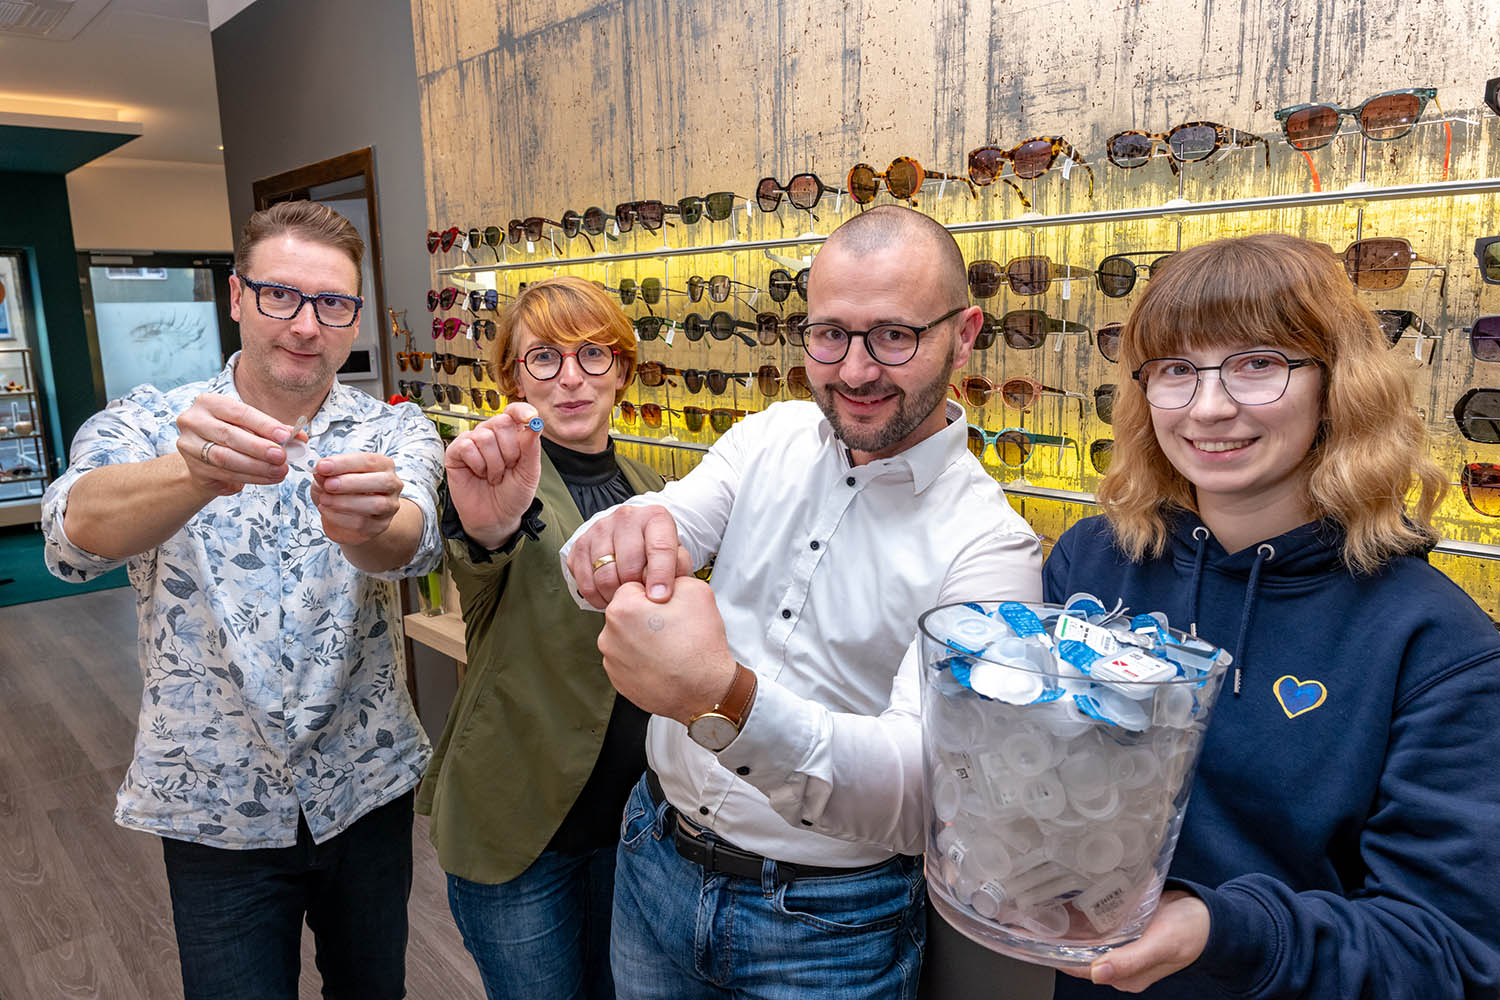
[{"left": 527, "top": 416, "right": 544, "bottom": 432}]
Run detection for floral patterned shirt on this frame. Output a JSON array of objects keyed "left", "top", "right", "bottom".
[{"left": 41, "top": 354, "right": 444, "bottom": 848}]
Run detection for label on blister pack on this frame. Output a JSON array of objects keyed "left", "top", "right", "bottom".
[
  {"left": 1091, "top": 648, "right": 1177, "bottom": 687},
  {"left": 1054, "top": 615, "right": 1121, "bottom": 656}
]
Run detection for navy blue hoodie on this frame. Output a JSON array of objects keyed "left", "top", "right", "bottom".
[{"left": 1043, "top": 512, "right": 1500, "bottom": 999}]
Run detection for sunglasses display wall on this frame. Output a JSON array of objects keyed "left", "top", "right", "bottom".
[{"left": 422, "top": 91, "right": 1500, "bottom": 567}]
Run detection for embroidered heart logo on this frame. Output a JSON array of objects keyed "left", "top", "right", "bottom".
[{"left": 1273, "top": 675, "right": 1327, "bottom": 719}]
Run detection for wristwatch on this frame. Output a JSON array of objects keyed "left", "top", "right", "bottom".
[{"left": 687, "top": 663, "right": 758, "bottom": 752}]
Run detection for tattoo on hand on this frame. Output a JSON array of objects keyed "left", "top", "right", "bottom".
[{"left": 647, "top": 614, "right": 665, "bottom": 633}]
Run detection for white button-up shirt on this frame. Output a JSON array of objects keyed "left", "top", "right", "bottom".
[
  {"left": 562, "top": 399, "right": 1042, "bottom": 865},
  {"left": 42, "top": 355, "right": 444, "bottom": 848}
]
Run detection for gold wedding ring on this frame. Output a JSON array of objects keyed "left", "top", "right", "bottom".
[
  {"left": 199, "top": 440, "right": 216, "bottom": 466},
  {"left": 591, "top": 553, "right": 617, "bottom": 572}
]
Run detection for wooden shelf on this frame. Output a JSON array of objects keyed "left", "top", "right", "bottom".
[{"left": 404, "top": 610, "right": 468, "bottom": 664}]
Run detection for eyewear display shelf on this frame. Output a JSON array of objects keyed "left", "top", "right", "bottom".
[
  {"left": 424, "top": 111, "right": 1500, "bottom": 621},
  {"left": 0, "top": 348, "right": 51, "bottom": 528}
]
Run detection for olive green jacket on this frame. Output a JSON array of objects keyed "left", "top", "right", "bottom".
[{"left": 414, "top": 447, "right": 662, "bottom": 883}]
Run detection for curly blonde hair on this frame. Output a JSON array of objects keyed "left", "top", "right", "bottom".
[
  {"left": 492, "top": 276, "right": 637, "bottom": 403},
  {"left": 1098, "top": 233, "right": 1444, "bottom": 575}
]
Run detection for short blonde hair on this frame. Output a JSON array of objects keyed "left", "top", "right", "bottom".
[
  {"left": 493, "top": 276, "right": 637, "bottom": 403},
  {"left": 235, "top": 201, "right": 364, "bottom": 292},
  {"left": 1098, "top": 233, "right": 1445, "bottom": 575}
]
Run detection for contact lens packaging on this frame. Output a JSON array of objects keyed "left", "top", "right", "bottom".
[{"left": 918, "top": 598, "right": 1232, "bottom": 968}]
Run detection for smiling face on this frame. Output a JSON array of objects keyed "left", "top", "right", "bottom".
[
  {"left": 509, "top": 321, "right": 626, "bottom": 453},
  {"left": 229, "top": 234, "right": 361, "bottom": 408},
  {"left": 1148, "top": 343, "right": 1324, "bottom": 534},
  {"left": 803, "top": 242, "right": 975, "bottom": 464}
]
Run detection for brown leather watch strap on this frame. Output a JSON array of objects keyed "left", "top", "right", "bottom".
[{"left": 712, "top": 663, "right": 758, "bottom": 729}]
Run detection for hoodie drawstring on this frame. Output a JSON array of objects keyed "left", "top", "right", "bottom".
[
  {"left": 1186, "top": 526, "right": 1210, "bottom": 637},
  {"left": 1230, "top": 543, "right": 1275, "bottom": 697}
]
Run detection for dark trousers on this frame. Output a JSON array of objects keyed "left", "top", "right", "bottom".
[{"left": 160, "top": 790, "right": 415, "bottom": 1000}]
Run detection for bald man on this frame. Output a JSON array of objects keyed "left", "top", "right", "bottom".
[{"left": 560, "top": 205, "right": 1043, "bottom": 997}]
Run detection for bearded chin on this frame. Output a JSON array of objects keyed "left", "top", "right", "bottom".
[{"left": 812, "top": 339, "right": 955, "bottom": 453}]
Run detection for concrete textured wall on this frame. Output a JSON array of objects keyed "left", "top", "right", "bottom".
[
  {"left": 410, "top": 0, "right": 1499, "bottom": 218},
  {"left": 409, "top": 0, "right": 1500, "bottom": 618}
]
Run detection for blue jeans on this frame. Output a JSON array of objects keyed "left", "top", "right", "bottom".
[
  {"left": 448, "top": 847, "right": 617, "bottom": 1000},
  {"left": 611, "top": 776, "right": 926, "bottom": 999},
  {"left": 159, "top": 790, "right": 414, "bottom": 1000}
]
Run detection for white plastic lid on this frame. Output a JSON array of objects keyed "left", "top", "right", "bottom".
[
  {"left": 968, "top": 661, "right": 1045, "bottom": 705},
  {"left": 1075, "top": 830, "right": 1125, "bottom": 874},
  {"left": 1000, "top": 729, "right": 1055, "bottom": 777},
  {"left": 1057, "top": 750, "right": 1108, "bottom": 799},
  {"left": 1019, "top": 773, "right": 1067, "bottom": 821}
]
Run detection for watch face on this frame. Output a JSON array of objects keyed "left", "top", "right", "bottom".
[{"left": 688, "top": 714, "right": 739, "bottom": 751}]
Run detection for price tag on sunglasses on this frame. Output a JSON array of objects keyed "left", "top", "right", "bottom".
[
  {"left": 663, "top": 326, "right": 676, "bottom": 347},
  {"left": 1062, "top": 157, "right": 1072, "bottom": 180},
  {"left": 1061, "top": 277, "right": 1072, "bottom": 301}
]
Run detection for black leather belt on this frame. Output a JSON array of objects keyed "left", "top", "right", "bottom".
[{"left": 645, "top": 768, "right": 890, "bottom": 887}]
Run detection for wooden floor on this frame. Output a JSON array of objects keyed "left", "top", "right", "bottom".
[{"left": 0, "top": 587, "right": 484, "bottom": 1000}]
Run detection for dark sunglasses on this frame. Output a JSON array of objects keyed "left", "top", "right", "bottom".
[
  {"left": 755, "top": 174, "right": 845, "bottom": 215},
  {"left": 683, "top": 311, "right": 757, "bottom": 346},
  {"left": 426, "top": 227, "right": 460, "bottom": 253},
  {"left": 614, "top": 200, "right": 681, "bottom": 233},
  {"left": 967, "top": 137, "right": 1094, "bottom": 203},
  {"left": 471, "top": 318, "right": 496, "bottom": 341},
  {"left": 1095, "top": 252, "right": 1175, "bottom": 298},
  {"left": 427, "top": 286, "right": 463, "bottom": 311},
  {"left": 680, "top": 368, "right": 749, "bottom": 395},
  {"left": 431, "top": 317, "right": 468, "bottom": 340},
  {"left": 1274, "top": 88, "right": 1436, "bottom": 151},
  {"left": 846, "top": 157, "right": 976, "bottom": 206},
  {"left": 753, "top": 363, "right": 813, "bottom": 399},
  {"left": 1339, "top": 237, "right": 1447, "bottom": 295},
  {"left": 1372, "top": 310, "right": 1437, "bottom": 352},
  {"left": 1093, "top": 384, "right": 1115, "bottom": 424},
  {"left": 467, "top": 288, "right": 504, "bottom": 311},
  {"left": 677, "top": 192, "right": 742, "bottom": 225},
  {"left": 633, "top": 316, "right": 683, "bottom": 342},
  {"left": 617, "top": 401, "right": 681, "bottom": 429},
  {"left": 1475, "top": 236, "right": 1500, "bottom": 285},
  {"left": 687, "top": 274, "right": 758, "bottom": 304},
  {"left": 466, "top": 226, "right": 504, "bottom": 256},
  {"left": 635, "top": 362, "right": 680, "bottom": 388},
  {"left": 682, "top": 405, "right": 745, "bottom": 435},
  {"left": 1487, "top": 78, "right": 1500, "bottom": 118},
  {"left": 1089, "top": 439, "right": 1114, "bottom": 475},
  {"left": 753, "top": 311, "right": 808, "bottom": 346},
  {"left": 616, "top": 277, "right": 684, "bottom": 306},
  {"left": 768, "top": 267, "right": 810, "bottom": 302},
  {"left": 1468, "top": 316, "right": 1500, "bottom": 362},
  {"left": 1105, "top": 122, "right": 1270, "bottom": 174},
  {"left": 1096, "top": 322, "right": 1124, "bottom": 363},
  {"left": 554, "top": 210, "right": 601, "bottom": 251},
  {"left": 401, "top": 380, "right": 461, "bottom": 406},
  {"left": 967, "top": 256, "right": 1092, "bottom": 298},
  {"left": 973, "top": 309, "right": 1089, "bottom": 351},
  {"left": 433, "top": 353, "right": 493, "bottom": 381},
  {"left": 507, "top": 217, "right": 565, "bottom": 247},
  {"left": 1453, "top": 388, "right": 1500, "bottom": 443},
  {"left": 467, "top": 387, "right": 503, "bottom": 411},
  {"left": 1462, "top": 462, "right": 1500, "bottom": 517}
]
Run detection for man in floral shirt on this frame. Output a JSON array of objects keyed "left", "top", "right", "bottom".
[{"left": 41, "top": 201, "right": 443, "bottom": 1000}]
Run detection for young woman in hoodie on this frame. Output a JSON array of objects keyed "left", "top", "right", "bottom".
[{"left": 1042, "top": 233, "right": 1500, "bottom": 998}]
